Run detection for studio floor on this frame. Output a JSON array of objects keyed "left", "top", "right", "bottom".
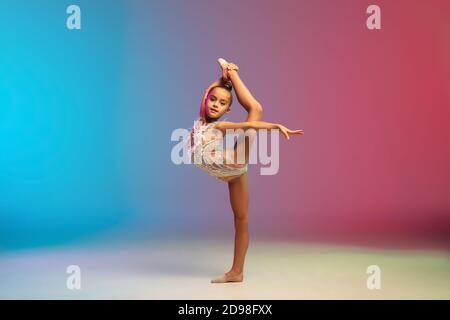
[{"left": 0, "top": 238, "right": 449, "bottom": 299}]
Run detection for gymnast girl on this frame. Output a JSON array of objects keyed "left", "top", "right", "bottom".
[{"left": 188, "top": 58, "right": 304, "bottom": 283}]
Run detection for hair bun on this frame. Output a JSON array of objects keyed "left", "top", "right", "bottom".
[{"left": 221, "top": 79, "right": 233, "bottom": 91}]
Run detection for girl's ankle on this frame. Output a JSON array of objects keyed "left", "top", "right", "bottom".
[{"left": 227, "top": 269, "right": 243, "bottom": 275}]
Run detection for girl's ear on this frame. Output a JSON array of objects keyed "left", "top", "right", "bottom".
[{"left": 226, "top": 107, "right": 231, "bottom": 114}]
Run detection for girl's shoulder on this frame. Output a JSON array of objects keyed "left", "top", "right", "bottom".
[
  {"left": 190, "top": 118, "right": 229, "bottom": 135},
  {"left": 194, "top": 118, "right": 226, "bottom": 128}
]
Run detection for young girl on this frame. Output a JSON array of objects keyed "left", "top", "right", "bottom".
[{"left": 189, "top": 58, "right": 304, "bottom": 283}]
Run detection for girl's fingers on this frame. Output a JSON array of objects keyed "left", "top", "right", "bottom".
[{"left": 227, "top": 63, "right": 239, "bottom": 71}]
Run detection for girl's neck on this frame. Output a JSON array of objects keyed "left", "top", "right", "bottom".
[{"left": 203, "top": 116, "right": 219, "bottom": 124}]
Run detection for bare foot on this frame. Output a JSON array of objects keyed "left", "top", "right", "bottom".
[
  {"left": 211, "top": 271, "right": 244, "bottom": 283},
  {"left": 217, "top": 58, "right": 229, "bottom": 80}
]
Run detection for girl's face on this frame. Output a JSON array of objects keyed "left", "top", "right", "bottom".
[{"left": 206, "top": 87, "right": 231, "bottom": 120}]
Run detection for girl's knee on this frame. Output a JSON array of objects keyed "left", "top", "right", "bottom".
[
  {"left": 247, "top": 104, "right": 263, "bottom": 122},
  {"left": 234, "top": 214, "right": 248, "bottom": 224}
]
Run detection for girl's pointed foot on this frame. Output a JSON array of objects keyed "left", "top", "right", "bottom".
[
  {"left": 218, "top": 58, "right": 229, "bottom": 68},
  {"left": 217, "top": 58, "right": 230, "bottom": 80}
]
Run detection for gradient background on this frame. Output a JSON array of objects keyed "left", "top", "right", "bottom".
[{"left": 1, "top": 0, "right": 449, "bottom": 252}]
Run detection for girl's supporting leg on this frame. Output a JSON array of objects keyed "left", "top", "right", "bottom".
[
  {"left": 211, "top": 173, "right": 248, "bottom": 283},
  {"left": 227, "top": 173, "right": 249, "bottom": 276}
]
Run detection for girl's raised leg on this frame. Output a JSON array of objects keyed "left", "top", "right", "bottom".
[{"left": 229, "top": 69, "right": 263, "bottom": 163}]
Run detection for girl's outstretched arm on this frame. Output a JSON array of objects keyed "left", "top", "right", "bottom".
[{"left": 214, "top": 121, "right": 304, "bottom": 140}]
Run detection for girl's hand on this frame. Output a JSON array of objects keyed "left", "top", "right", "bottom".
[
  {"left": 277, "top": 124, "right": 304, "bottom": 140},
  {"left": 226, "top": 63, "right": 239, "bottom": 72},
  {"left": 221, "top": 63, "right": 239, "bottom": 80}
]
